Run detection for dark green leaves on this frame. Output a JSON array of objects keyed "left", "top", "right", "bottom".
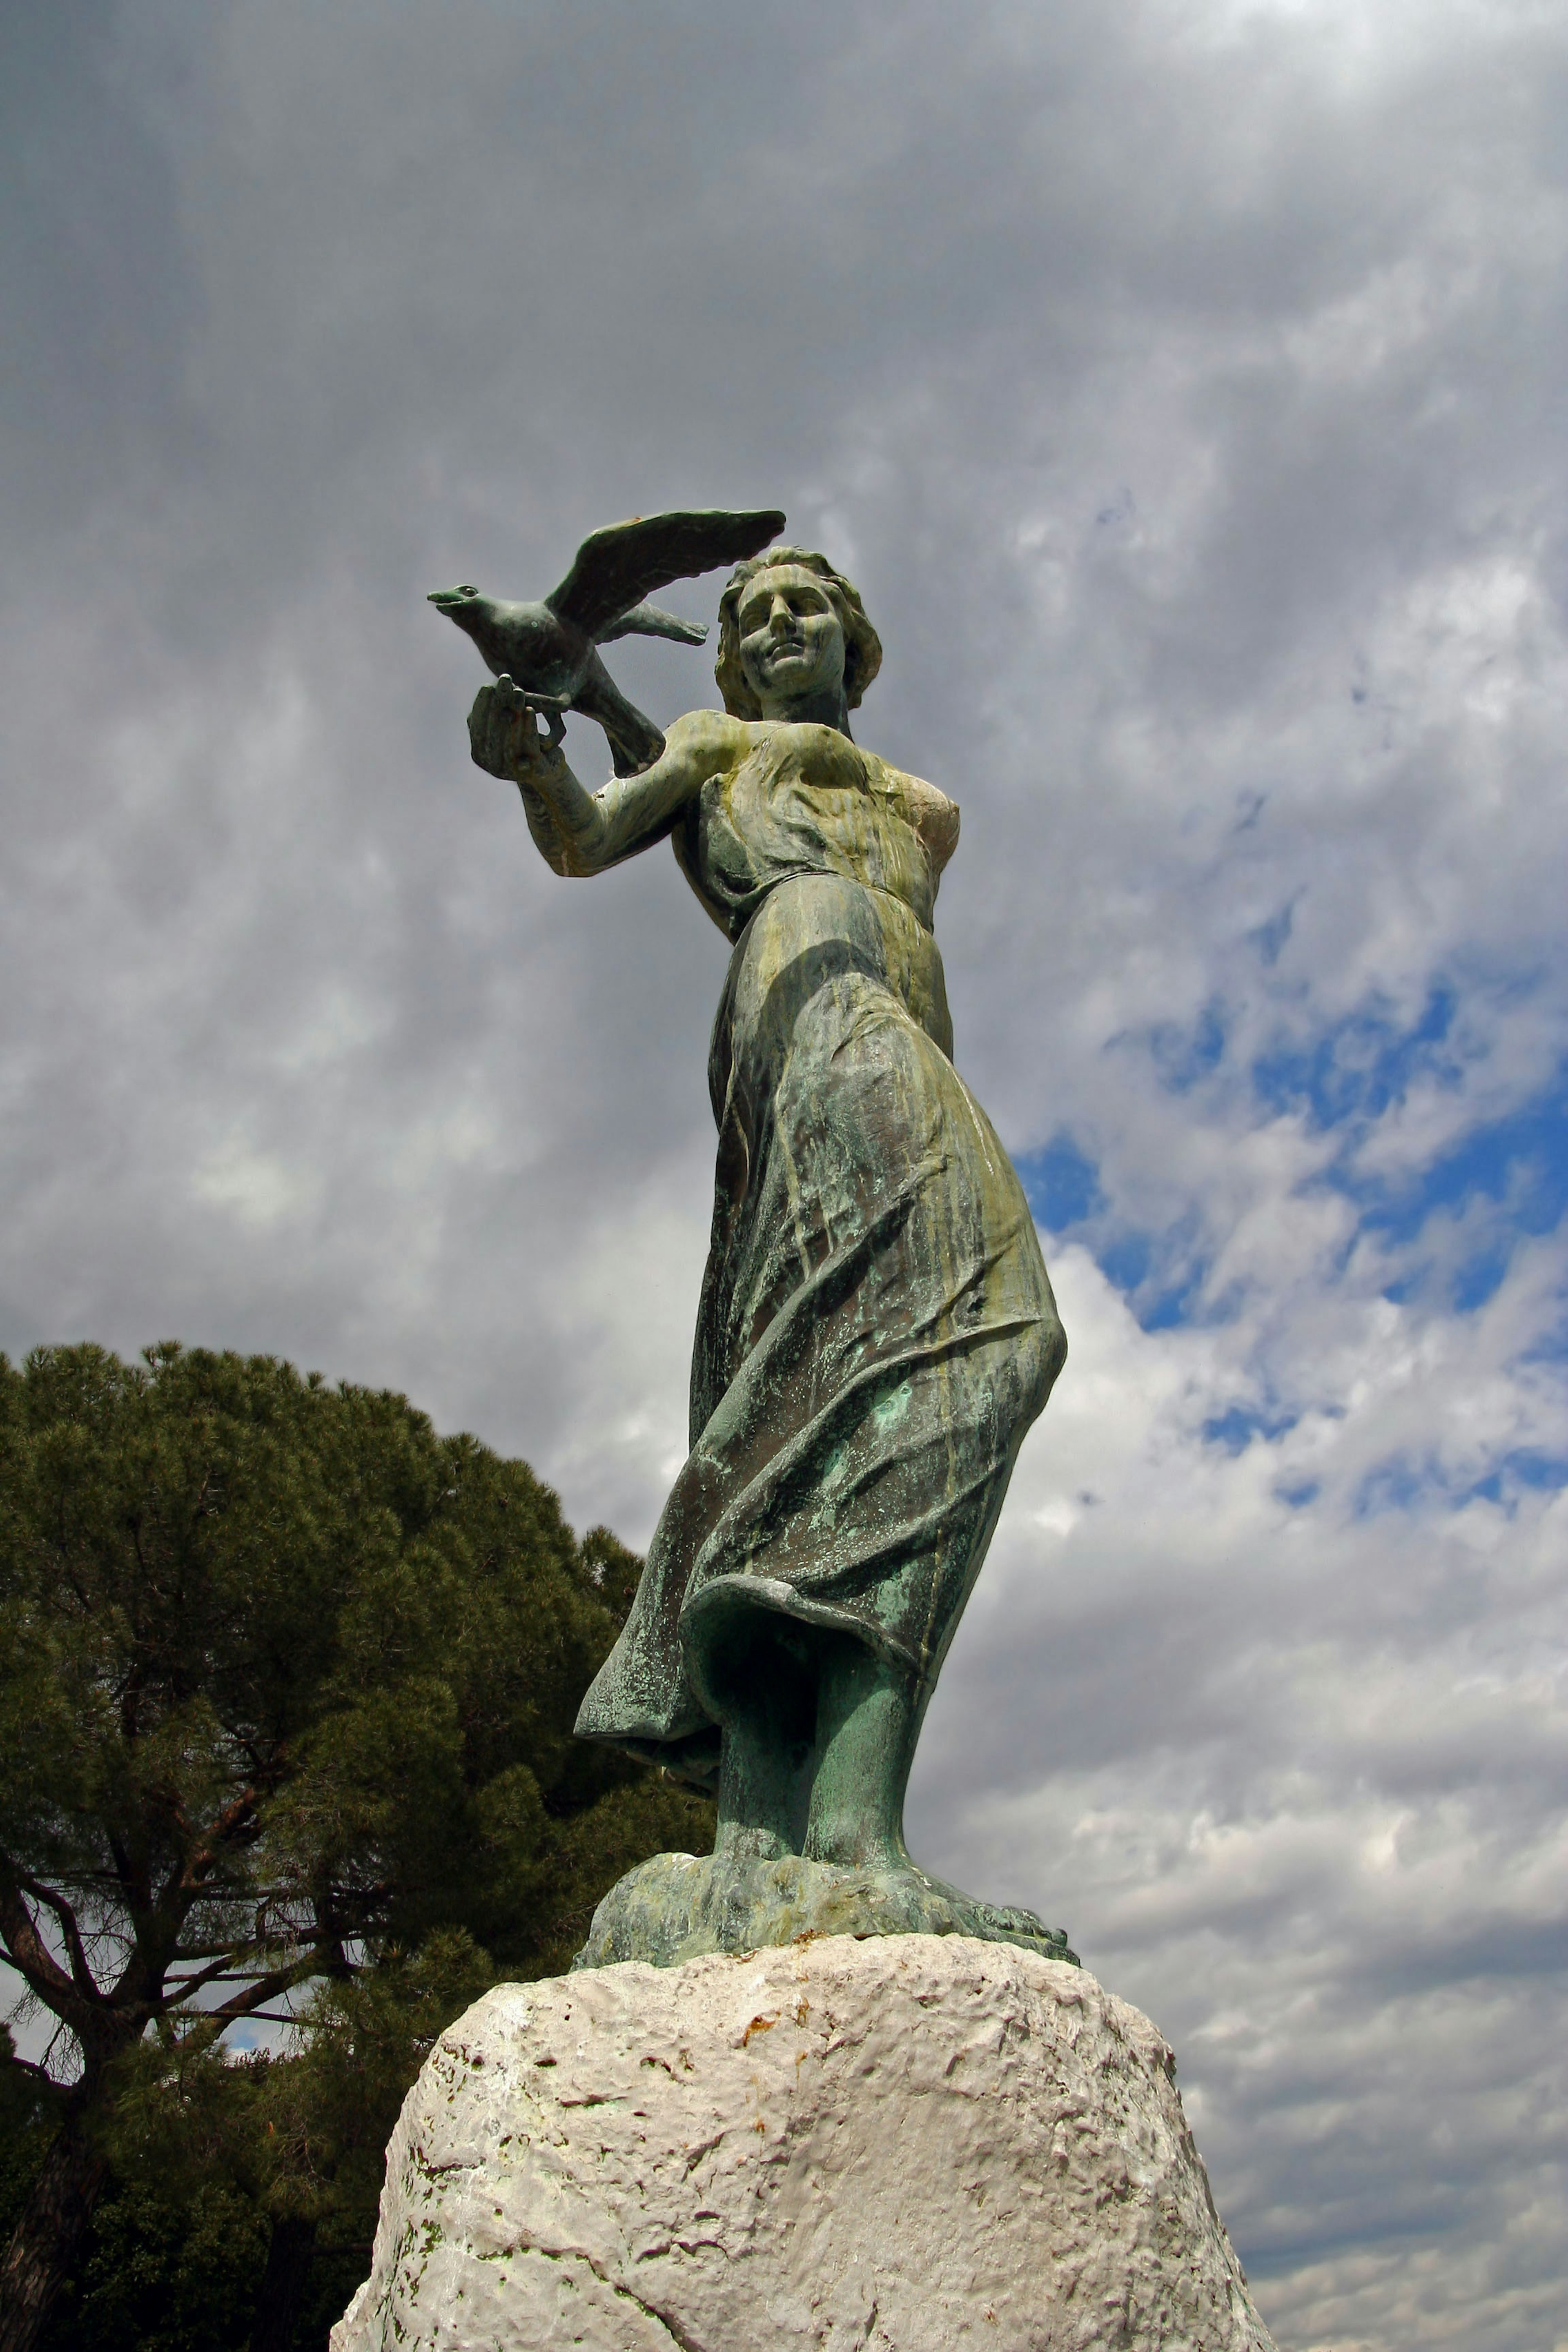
[{"left": 0, "top": 1340, "right": 711, "bottom": 2347}]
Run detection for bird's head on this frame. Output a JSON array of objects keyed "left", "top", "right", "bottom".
[{"left": 428, "top": 584, "right": 483, "bottom": 616}]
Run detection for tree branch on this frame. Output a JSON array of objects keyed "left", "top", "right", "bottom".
[
  {"left": 158, "top": 1770, "right": 276, "bottom": 1915},
  {"left": 164, "top": 1963, "right": 264, "bottom": 1983},
  {"left": 104, "top": 1827, "right": 148, "bottom": 1918},
  {"left": 15, "top": 1878, "right": 100, "bottom": 2002},
  {"left": 162, "top": 1947, "right": 272, "bottom": 2004},
  {"left": 0, "top": 1875, "right": 99, "bottom": 2041},
  {"left": 208, "top": 1953, "right": 338, "bottom": 2028},
  {"left": 154, "top": 1942, "right": 249, "bottom": 1965}
]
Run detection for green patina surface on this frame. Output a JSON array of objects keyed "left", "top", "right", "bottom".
[
  {"left": 465, "top": 539, "right": 1071, "bottom": 1969},
  {"left": 574, "top": 1852, "right": 1077, "bottom": 1972}
]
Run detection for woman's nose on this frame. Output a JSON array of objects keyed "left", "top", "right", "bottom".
[{"left": 768, "top": 594, "right": 795, "bottom": 632}]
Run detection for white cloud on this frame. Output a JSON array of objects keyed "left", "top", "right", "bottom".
[{"left": 2, "top": 0, "right": 1566, "bottom": 2339}]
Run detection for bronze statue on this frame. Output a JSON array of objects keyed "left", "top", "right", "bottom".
[{"left": 458, "top": 519, "right": 1071, "bottom": 1964}]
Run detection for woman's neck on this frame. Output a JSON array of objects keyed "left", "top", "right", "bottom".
[{"left": 758, "top": 684, "right": 853, "bottom": 735}]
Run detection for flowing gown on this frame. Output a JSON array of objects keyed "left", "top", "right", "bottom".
[{"left": 575, "top": 720, "right": 1065, "bottom": 1789}]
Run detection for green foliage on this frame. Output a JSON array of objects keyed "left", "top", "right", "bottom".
[
  {"left": 0, "top": 1339, "right": 708, "bottom": 2030},
  {"left": 0, "top": 1341, "right": 712, "bottom": 2350},
  {"left": 58, "top": 1937, "right": 499, "bottom": 2351},
  {"left": 262, "top": 1929, "right": 496, "bottom": 2237},
  {"left": 94, "top": 2026, "right": 269, "bottom": 2213},
  {"left": 38, "top": 2178, "right": 270, "bottom": 2352},
  {"left": 0, "top": 2029, "right": 60, "bottom": 2253}
]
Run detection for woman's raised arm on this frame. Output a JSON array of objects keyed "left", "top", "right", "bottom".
[{"left": 468, "top": 677, "right": 738, "bottom": 877}]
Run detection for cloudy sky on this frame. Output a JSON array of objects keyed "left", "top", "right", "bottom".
[{"left": 4, "top": 0, "right": 1568, "bottom": 2343}]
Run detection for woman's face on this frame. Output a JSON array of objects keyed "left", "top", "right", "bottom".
[{"left": 736, "top": 566, "right": 846, "bottom": 716}]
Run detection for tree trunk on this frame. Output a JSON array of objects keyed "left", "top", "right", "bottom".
[
  {"left": 0, "top": 2110, "right": 107, "bottom": 2352},
  {"left": 248, "top": 2214, "right": 318, "bottom": 2352}
]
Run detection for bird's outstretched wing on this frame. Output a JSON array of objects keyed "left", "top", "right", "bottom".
[{"left": 546, "top": 508, "right": 785, "bottom": 639}]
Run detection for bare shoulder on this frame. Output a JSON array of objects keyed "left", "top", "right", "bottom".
[
  {"left": 664, "top": 706, "right": 751, "bottom": 774},
  {"left": 875, "top": 757, "right": 961, "bottom": 872}
]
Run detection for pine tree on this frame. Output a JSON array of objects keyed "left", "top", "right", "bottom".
[{"left": 0, "top": 1343, "right": 709, "bottom": 2352}]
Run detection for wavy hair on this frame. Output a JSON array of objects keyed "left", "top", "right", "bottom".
[{"left": 713, "top": 547, "right": 883, "bottom": 722}]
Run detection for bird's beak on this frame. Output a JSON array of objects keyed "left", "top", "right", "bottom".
[{"left": 428, "top": 588, "right": 463, "bottom": 611}]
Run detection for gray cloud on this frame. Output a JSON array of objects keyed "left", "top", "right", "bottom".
[{"left": 4, "top": 2, "right": 1568, "bottom": 2342}]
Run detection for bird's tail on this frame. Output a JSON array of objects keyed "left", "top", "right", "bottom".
[{"left": 606, "top": 726, "right": 667, "bottom": 777}]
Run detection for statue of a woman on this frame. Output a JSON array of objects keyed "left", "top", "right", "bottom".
[{"left": 468, "top": 547, "right": 1070, "bottom": 1962}]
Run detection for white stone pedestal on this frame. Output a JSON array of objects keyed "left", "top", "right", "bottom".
[{"left": 331, "top": 1934, "right": 1276, "bottom": 2352}]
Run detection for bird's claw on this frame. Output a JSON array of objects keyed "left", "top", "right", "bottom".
[{"left": 494, "top": 675, "right": 568, "bottom": 754}]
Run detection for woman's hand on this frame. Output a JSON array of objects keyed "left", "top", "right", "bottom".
[
  {"left": 464, "top": 695, "right": 738, "bottom": 880},
  {"left": 467, "top": 673, "right": 568, "bottom": 782}
]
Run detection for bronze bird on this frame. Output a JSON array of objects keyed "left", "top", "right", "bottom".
[{"left": 429, "top": 506, "right": 785, "bottom": 775}]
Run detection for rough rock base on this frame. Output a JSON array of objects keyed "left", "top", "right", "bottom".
[{"left": 332, "top": 1933, "right": 1276, "bottom": 2352}]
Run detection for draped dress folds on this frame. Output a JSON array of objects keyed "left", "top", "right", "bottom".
[{"left": 575, "top": 722, "right": 1065, "bottom": 1790}]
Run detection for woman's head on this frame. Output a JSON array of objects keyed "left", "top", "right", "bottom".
[{"left": 715, "top": 547, "right": 882, "bottom": 728}]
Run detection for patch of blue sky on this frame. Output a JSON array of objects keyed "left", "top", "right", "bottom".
[
  {"left": 1091, "top": 1223, "right": 1213, "bottom": 1336},
  {"left": 1243, "top": 975, "right": 1568, "bottom": 1320},
  {"left": 1203, "top": 1402, "right": 1301, "bottom": 1454},
  {"left": 1354, "top": 1453, "right": 1446, "bottom": 1517},
  {"left": 1247, "top": 898, "right": 1297, "bottom": 969},
  {"left": 1147, "top": 1001, "right": 1226, "bottom": 1095},
  {"left": 1451, "top": 1244, "right": 1512, "bottom": 1314},
  {"left": 1355, "top": 1445, "right": 1568, "bottom": 1518},
  {"left": 1328, "top": 1060, "right": 1568, "bottom": 1321},
  {"left": 1253, "top": 984, "right": 1461, "bottom": 1132},
  {"left": 1095, "top": 1227, "right": 1152, "bottom": 1294},
  {"left": 1462, "top": 1449, "right": 1568, "bottom": 1508},
  {"left": 1018, "top": 1132, "right": 1104, "bottom": 1229},
  {"left": 1139, "top": 1260, "right": 1213, "bottom": 1331},
  {"left": 1023, "top": 1000, "right": 1568, "bottom": 1345},
  {"left": 1020, "top": 1137, "right": 1216, "bottom": 1333},
  {"left": 1353, "top": 1074, "right": 1568, "bottom": 1248},
  {"left": 1519, "top": 1298, "right": 1568, "bottom": 1364}
]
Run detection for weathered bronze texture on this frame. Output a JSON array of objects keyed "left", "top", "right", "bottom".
[
  {"left": 430, "top": 507, "right": 784, "bottom": 775},
  {"left": 462, "top": 535, "right": 1070, "bottom": 1963}
]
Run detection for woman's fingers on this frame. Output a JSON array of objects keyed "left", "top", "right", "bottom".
[
  {"left": 467, "top": 682, "right": 512, "bottom": 776},
  {"left": 509, "top": 694, "right": 548, "bottom": 774},
  {"left": 468, "top": 677, "right": 565, "bottom": 780},
  {"left": 469, "top": 677, "right": 532, "bottom": 776}
]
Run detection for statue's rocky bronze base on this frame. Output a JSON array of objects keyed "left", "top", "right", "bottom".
[
  {"left": 331, "top": 1933, "right": 1276, "bottom": 2352},
  {"left": 572, "top": 1847, "right": 1078, "bottom": 1969}
]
